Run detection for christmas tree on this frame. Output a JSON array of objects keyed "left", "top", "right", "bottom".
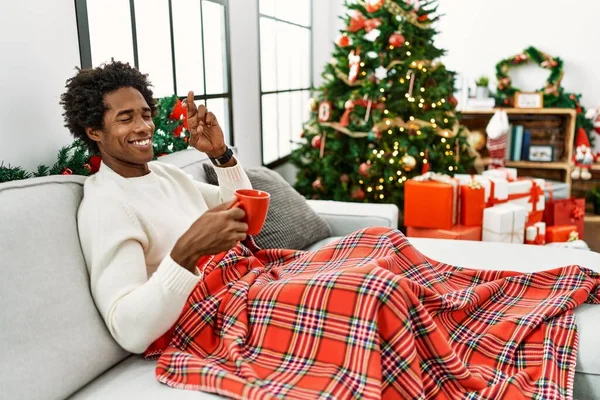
[{"left": 290, "top": 0, "right": 474, "bottom": 208}]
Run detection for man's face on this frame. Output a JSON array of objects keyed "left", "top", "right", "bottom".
[{"left": 91, "top": 87, "right": 155, "bottom": 171}]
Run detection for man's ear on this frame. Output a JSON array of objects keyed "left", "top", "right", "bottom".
[{"left": 85, "top": 127, "right": 101, "bottom": 144}]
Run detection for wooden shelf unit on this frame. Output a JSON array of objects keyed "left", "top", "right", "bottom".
[{"left": 460, "top": 108, "right": 576, "bottom": 196}]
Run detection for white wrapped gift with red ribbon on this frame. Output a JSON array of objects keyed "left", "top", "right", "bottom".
[
  {"left": 506, "top": 178, "right": 545, "bottom": 224},
  {"left": 525, "top": 222, "right": 546, "bottom": 245}
]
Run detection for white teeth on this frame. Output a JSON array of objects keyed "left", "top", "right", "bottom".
[{"left": 132, "top": 139, "right": 151, "bottom": 146}]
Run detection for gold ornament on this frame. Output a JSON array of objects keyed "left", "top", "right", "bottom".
[
  {"left": 308, "top": 97, "right": 318, "bottom": 112},
  {"left": 467, "top": 130, "right": 486, "bottom": 151},
  {"left": 402, "top": 154, "right": 417, "bottom": 171}
]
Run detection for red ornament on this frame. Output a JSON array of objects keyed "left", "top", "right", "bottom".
[
  {"left": 448, "top": 96, "right": 458, "bottom": 109},
  {"left": 351, "top": 187, "right": 366, "bottom": 201},
  {"left": 62, "top": 168, "right": 73, "bottom": 176},
  {"left": 173, "top": 125, "right": 184, "bottom": 137},
  {"left": 417, "top": 14, "right": 429, "bottom": 22},
  {"left": 576, "top": 107, "right": 582, "bottom": 114},
  {"left": 336, "top": 34, "right": 351, "bottom": 48},
  {"left": 388, "top": 33, "right": 405, "bottom": 47},
  {"left": 340, "top": 174, "right": 350, "bottom": 183},
  {"left": 312, "top": 178, "right": 324, "bottom": 191},
  {"left": 347, "top": 10, "right": 366, "bottom": 32},
  {"left": 311, "top": 135, "right": 322, "bottom": 149},
  {"left": 359, "top": 162, "right": 371, "bottom": 177},
  {"left": 421, "top": 149, "right": 430, "bottom": 174},
  {"left": 364, "top": 18, "right": 382, "bottom": 32},
  {"left": 365, "top": 0, "right": 384, "bottom": 13},
  {"left": 569, "top": 94, "right": 576, "bottom": 100},
  {"left": 169, "top": 98, "right": 189, "bottom": 130},
  {"left": 89, "top": 155, "right": 102, "bottom": 174}
]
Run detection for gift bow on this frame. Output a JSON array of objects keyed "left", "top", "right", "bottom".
[
  {"left": 568, "top": 230, "right": 580, "bottom": 242},
  {"left": 571, "top": 206, "right": 584, "bottom": 221},
  {"left": 468, "top": 180, "right": 482, "bottom": 190}
]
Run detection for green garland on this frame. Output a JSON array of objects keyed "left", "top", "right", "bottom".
[
  {"left": 494, "top": 46, "right": 594, "bottom": 142},
  {"left": 0, "top": 95, "right": 189, "bottom": 183}
]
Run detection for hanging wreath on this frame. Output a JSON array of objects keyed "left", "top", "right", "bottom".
[
  {"left": 495, "top": 46, "right": 564, "bottom": 106},
  {"left": 494, "top": 46, "right": 594, "bottom": 143}
]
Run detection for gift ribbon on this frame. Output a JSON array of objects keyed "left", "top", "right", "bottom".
[
  {"left": 507, "top": 179, "right": 543, "bottom": 213},
  {"left": 571, "top": 206, "right": 584, "bottom": 221},
  {"left": 483, "top": 210, "right": 524, "bottom": 243},
  {"left": 486, "top": 179, "right": 508, "bottom": 207}
]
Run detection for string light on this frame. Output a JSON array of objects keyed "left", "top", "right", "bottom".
[
  {"left": 420, "top": 152, "right": 425, "bottom": 156},
  {"left": 359, "top": 180, "right": 364, "bottom": 184},
  {"left": 402, "top": 176, "right": 407, "bottom": 181},
  {"left": 437, "top": 101, "right": 442, "bottom": 106},
  {"left": 379, "top": 194, "right": 385, "bottom": 199},
  {"left": 411, "top": 61, "right": 417, "bottom": 67},
  {"left": 430, "top": 119, "right": 435, "bottom": 123},
  {"left": 409, "top": 116, "right": 415, "bottom": 121},
  {"left": 389, "top": 176, "right": 394, "bottom": 181},
  {"left": 416, "top": 130, "right": 422, "bottom": 135},
  {"left": 384, "top": 109, "right": 389, "bottom": 114},
  {"left": 377, "top": 153, "right": 382, "bottom": 158},
  {"left": 388, "top": 129, "right": 393, "bottom": 134},
  {"left": 399, "top": 78, "right": 405, "bottom": 84},
  {"left": 420, "top": 98, "right": 425, "bottom": 103},
  {"left": 405, "top": 93, "right": 410, "bottom": 98},
  {"left": 367, "top": 187, "right": 373, "bottom": 192},
  {"left": 431, "top": 103, "right": 437, "bottom": 108},
  {"left": 393, "top": 151, "right": 399, "bottom": 156},
  {"left": 441, "top": 138, "right": 446, "bottom": 143},
  {"left": 386, "top": 120, "right": 391, "bottom": 125},
  {"left": 397, "top": 170, "right": 402, "bottom": 175},
  {"left": 432, "top": 123, "right": 437, "bottom": 128},
  {"left": 389, "top": 45, "right": 394, "bottom": 50},
  {"left": 379, "top": 178, "right": 384, "bottom": 183},
  {"left": 441, "top": 99, "right": 446, "bottom": 103},
  {"left": 361, "top": 71, "right": 367, "bottom": 76},
  {"left": 423, "top": 159, "right": 428, "bottom": 164},
  {"left": 420, "top": 87, "right": 425, "bottom": 92},
  {"left": 389, "top": 159, "right": 395, "bottom": 164},
  {"left": 380, "top": 88, "right": 385, "bottom": 93},
  {"left": 398, "top": 179, "right": 402, "bottom": 183},
  {"left": 443, "top": 118, "right": 449, "bottom": 123},
  {"left": 360, "top": 62, "right": 365, "bottom": 67},
  {"left": 446, "top": 144, "right": 451, "bottom": 149},
  {"left": 400, "top": 127, "right": 405, "bottom": 132},
  {"left": 449, "top": 166, "right": 454, "bottom": 171},
  {"left": 405, "top": 41, "right": 410, "bottom": 46},
  {"left": 372, "top": 149, "right": 378, "bottom": 154},
  {"left": 394, "top": 141, "right": 399, "bottom": 146},
  {"left": 406, "top": 51, "right": 412, "bottom": 56},
  {"left": 418, "top": 104, "right": 423, "bottom": 108},
  {"left": 422, "top": 68, "right": 427, "bottom": 72},
  {"left": 382, "top": 96, "right": 387, "bottom": 101}
]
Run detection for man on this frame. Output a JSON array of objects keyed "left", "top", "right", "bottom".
[{"left": 61, "top": 61, "right": 251, "bottom": 353}]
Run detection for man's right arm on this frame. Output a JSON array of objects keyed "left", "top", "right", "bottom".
[{"left": 78, "top": 197, "right": 199, "bottom": 354}]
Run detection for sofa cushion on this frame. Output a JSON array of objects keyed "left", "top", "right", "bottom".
[
  {"left": 0, "top": 176, "right": 129, "bottom": 400},
  {"left": 203, "top": 165, "right": 332, "bottom": 250}
]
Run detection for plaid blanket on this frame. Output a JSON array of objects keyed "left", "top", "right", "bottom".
[{"left": 145, "top": 227, "right": 599, "bottom": 399}]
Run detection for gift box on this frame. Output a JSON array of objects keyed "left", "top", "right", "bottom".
[
  {"left": 483, "top": 167, "right": 518, "bottom": 182},
  {"left": 542, "top": 180, "right": 570, "bottom": 201},
  {"left": 525, "top": 222, "right": 546, "bottom": 245},
  {"left": 454, "top": 174, "right": 508, "bottom": 207},
  {"left": 507, "top": 178, "right": 545, "bottom": 224},
  {"left": 546, "top": 225, "right": 578, "bottom": 243},
  {"left": 407, "top": 225, "right": 481, "bottom": 241},
  {"left": 543, "top": 198, "right": 585, "bottom": 239},
  {"left": 404, "top": 173, "right": 458, "bottom": 230},
  {"left": 482, "top": 203, "right": 527, "bottom": 244},
  {"left": 460, "top": 182, "right": 485, "bottom": 226}
]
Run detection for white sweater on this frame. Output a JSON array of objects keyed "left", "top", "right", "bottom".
[{"left": 77, "top": 159, "right": 252, "bottom": 354}]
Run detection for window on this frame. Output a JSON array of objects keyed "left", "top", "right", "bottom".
[
  {"left": 75, "top": 0, "right": 233, "bottom": 143},
  {"left": 258, "top": 0, "right": 312, "bottom": 166}
]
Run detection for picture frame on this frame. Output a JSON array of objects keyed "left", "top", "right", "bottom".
[
  {"left": 514, "top": 92, "right": 544, "bottom": 109},
  {"left": 529, "top": 145, "right": 554, "bottom": 162}
]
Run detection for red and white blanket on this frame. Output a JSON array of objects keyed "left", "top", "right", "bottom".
[{"left": 145, "top": 227, "right": 599, "bottom": 399}]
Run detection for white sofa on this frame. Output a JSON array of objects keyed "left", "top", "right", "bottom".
[{"left": 0, "top": 149, "right": 598, "bottom": 400}]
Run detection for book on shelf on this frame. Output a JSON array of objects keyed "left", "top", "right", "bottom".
[
  {"left": 521, "top": 130, "right": 532, "bottom": 161},
  {"left": 512, "top": 125, "right": 524, "bottom": 161}
]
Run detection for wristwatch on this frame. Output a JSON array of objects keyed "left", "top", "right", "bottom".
[{"left": 209, "top": 146, "right": 234, "bottom": 166}]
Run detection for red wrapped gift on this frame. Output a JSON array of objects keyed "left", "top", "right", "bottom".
[
  {"left": 546, "top": 225, "right": 578, "bottom": 243},
  {"left": 407, "top": 225, "right": 481, "bottom": 241},
  {"left": 543, "top": 198, "right": 585, "bottom": 239},
  {"left": 460, "top": 181, "right": 485, "bottom": 226},
  {"left": 404, "top": 173, "right": 458, "bottom": 230}
]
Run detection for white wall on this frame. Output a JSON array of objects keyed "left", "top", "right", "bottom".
[
  {"left": 0, "top": 0, "right": 80, "bottom": 171},
  {"left": 436, "top": 0, "right": 600, "bottom": 109}
]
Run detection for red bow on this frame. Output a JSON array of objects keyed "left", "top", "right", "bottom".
[{"left": 571, "top": 207, "right": 584, "bottom": 221}]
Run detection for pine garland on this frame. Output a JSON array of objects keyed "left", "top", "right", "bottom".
[{"left": 0, "top": 95, "right": 188, "bottom": 184}]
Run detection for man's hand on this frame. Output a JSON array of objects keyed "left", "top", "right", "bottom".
[
  {"left": 171, "top": 198, "right": 248, "bottom": 272},
  {"left": 182, "top": 91, "right": 227, "bottom": 158}
]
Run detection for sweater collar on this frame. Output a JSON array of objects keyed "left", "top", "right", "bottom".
[{"left": 98, "top": 161, "right": 157, "bottom": 184}]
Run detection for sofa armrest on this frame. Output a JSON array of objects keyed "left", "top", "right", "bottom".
[{"left": 306, "top": 200, "right": 399, "bottom": 237}]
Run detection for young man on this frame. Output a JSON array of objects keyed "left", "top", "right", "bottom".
[{"left": 62, "top": 61, "right": 251, "bottom": 353}]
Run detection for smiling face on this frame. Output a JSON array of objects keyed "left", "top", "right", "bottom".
[{"left": 86, "top": 86, "right": 155, "bottom": 177}]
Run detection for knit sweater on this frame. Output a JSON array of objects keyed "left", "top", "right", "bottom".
[{"left": 77, "top": 159, "right": 252, "bottom": 354}]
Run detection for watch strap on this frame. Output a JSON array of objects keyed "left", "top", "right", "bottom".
[{"left": 209, "top": 146, "right": 233, "bottom": 166}]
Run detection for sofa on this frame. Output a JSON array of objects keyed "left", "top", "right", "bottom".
[{"left": 0, "top": 149, "right": 598, "bottom": 400}]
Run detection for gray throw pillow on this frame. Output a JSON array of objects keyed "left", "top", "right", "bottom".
[{"left": 203, "top": 164, "right": 332, "bottom": 250}]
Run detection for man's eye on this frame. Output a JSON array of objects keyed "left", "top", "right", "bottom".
[
  {"left": 143, "top": 114, "right": 152, "bottom": 120},
  {"left": 120, "top": 117, "right": 132, "bottom": 122}
]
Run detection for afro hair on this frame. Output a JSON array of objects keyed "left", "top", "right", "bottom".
[{"left": 60, "top": 61, "right": 156, "bottom": 153}]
